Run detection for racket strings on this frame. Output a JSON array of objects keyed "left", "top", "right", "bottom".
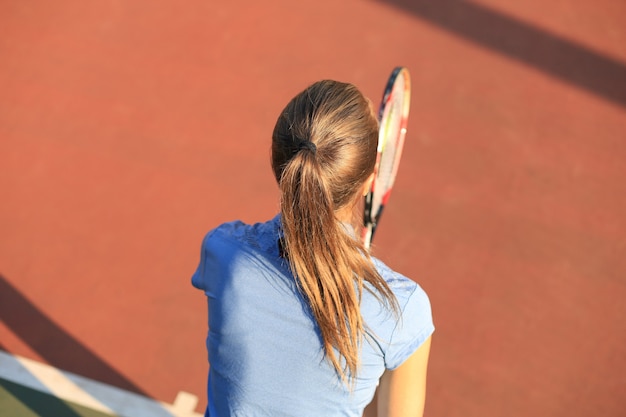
[{"left": 370, "top": 82, "right": 405, "bottom": 215}]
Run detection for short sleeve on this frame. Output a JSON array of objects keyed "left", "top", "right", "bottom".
[
  {"left": 191, "top": 222, "right": 239, "bottom": 292},
  {"left": 191, "top": 229, "right": 215, "bottom": 291},
  {"left": 383, "top": 284, "right": 434, "bottom": 370}
]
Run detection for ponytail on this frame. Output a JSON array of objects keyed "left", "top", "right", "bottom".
[{"left": 272, "top": 80, "right": 399, "bottom": 384}]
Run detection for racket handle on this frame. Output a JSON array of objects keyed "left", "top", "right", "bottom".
[{"left": 363, "top": 205, "right": 385, "bottom": 250}]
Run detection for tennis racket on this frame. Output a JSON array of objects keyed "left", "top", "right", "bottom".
[{"left": 362, "top": 66, "right": 411, "bottom": 250}]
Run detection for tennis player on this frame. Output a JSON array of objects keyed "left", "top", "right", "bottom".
[{"left": 192, "top": 79, "right": 434, "bottom": 416}]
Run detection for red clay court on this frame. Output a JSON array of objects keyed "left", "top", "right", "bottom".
[{"left": 1, "top": 1, "right": 625, "bottom": 416}]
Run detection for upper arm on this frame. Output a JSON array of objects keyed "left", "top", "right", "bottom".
[{"left": 375, "top": 335, "right": 432, "bottom": 417}]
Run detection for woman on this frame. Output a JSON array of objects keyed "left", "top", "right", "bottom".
[{"left": 192, "top": 79, "right": 434, "bottom": 416}]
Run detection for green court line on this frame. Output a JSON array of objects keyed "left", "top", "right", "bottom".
[
  {"left": 0, "top": 351, "right": 202, "bottom": 417},
  {"left": 1, "top": 377, "right": 115, "bottom": 417}
]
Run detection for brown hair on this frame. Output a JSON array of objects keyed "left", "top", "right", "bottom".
[{"left": 271, "top": 80, "right": 399, "bottom": 383}]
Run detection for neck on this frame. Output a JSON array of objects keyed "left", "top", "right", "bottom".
[{"left": 335, "top": 199, "right": 361, "bottom": 229}]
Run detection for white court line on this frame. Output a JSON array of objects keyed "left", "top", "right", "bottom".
[{"left": 0, "top": 350, "right": 202, "bottom": 417}]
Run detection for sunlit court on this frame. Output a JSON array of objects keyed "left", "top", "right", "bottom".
[{"left": 1, "top": 1, "right": 625, "bottom": 416}]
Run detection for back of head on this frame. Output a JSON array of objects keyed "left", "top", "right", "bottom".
[
  {"left": 271, "top": 80, "right": 397, "bottom": 384},
  {"left": 271, "top": 80, "right": 378, "bottom": 209}
]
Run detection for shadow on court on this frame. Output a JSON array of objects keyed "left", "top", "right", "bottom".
[
  {"left": 0, "top": 274, "right": 147, "bottom": 397},
  {"left": 376, "top": 0, "right": 626, "bottom": 107}
]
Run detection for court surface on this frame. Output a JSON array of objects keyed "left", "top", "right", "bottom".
[{"left": 1, "top": 1, "right": 625, "bottom": 416}]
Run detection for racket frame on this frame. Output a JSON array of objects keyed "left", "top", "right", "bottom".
[{"left": 362, "top": 66, "right": 411, "bottom": 249}]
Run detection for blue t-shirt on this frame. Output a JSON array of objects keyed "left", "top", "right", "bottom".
[{"left": 192, "top": 215, "right": 434, "bottom": 417}]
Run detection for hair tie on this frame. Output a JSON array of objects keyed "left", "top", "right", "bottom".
[{"left": 298, "top": 141, "right": 317, "bottom": 154}]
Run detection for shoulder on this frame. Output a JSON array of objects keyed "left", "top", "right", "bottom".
[
  {"left": 370, "top": 257, "right": 430, "bottom": 309},
  {"left": 204, "top": 218, "right": 252, "bottom": 240},
  {"left": 192, "top": 216, "right": 282, "bottom": 290},
  {"left": 202, "top": 215, "right": 281, "bottom": 251}
]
